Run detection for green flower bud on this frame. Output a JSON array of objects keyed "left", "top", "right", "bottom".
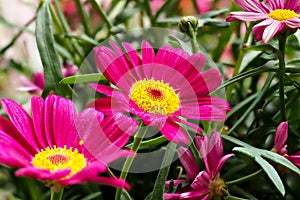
[{"left": 179, "top": 16, "right": 199, "bottom": 34}]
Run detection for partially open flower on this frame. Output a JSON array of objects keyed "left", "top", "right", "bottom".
[{"left": 164, "top": 131, "right": 234, "bottom": 199}]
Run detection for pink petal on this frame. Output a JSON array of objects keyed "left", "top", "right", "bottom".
[
  {"left": 16, "top": 167, "right": 71, "bottom": 181},
  {"left": 262, "top": 20, "right": 284, "bottom": 44},
  {"left": 0, "top": 116, "right": 36, "bottom": 155},
  {"left": 234, "top": 0, "right": 269, "bottom": 13},
  {"left": 265, "top": 0, "right": 284, "bottom": 10},
  {"left": 165, "top": 179, "right": 186, "bottom": 189},
  {"left": 286, "top": 155, "right": 300, "bottom": 168},
  {"left": 226, "top": 12, "right": 267, "bottom": 22},
  {"left": 160, "top": 119, "right": 189, "bottom": 144},
  {"left": 1, "top": 99, "right": 40, "bottom": 152},
  {"left": 0, "top": 131, "right": 32, "bottom": 167},
  {"left": 285, "top": 18, "right": 300, "bottom": 28},
  {"left": 122, "top": 42, "right": 142, "bottom": 68},
  {"left": 191, "top": 171, "right": 210, "bottom": 190},
  {"left": 76, "top": 109, "right": 135, "bottom": 164},
  {"left": 141, "top": 40, "right": 155, "bottom": 65},
  {"left": 45, "top": 95, "right": 79, "bottom": 148},
  {"left": 274, "top": 121, "right": 288, "bottom": 155},
  {"left": 88, "top": 83, "right": 114, "bottom": 96},
  {"left": 31, "top": 96, "right": 48, "bottom": 148},
  {"left": 178, "top": 147, "right": 200, "bottom": 179},
  {"left": 215, "top": 153, "right": 235, "bottom": 178}
]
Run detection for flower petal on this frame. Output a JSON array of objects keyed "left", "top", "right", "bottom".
[
  {"left": 274, "top": 121, "right": 288, "bottom": 155},
  {"left": 160, "top": 119, "right": 189, "bottom": 144},
  {"left": 1, "top": 99, "right": 39, "bottom": 151},
  {"left": 178, "top": 147, "right": 200, "bottom": 179}
]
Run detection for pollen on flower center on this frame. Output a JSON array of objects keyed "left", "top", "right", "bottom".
[
  {"left": 32, "top": 145, "right": 86, "bottom": 178},
  {"left": 130, "top": 78, "right": 180, "bottom": 115},
  {"left": 268, "top": 9, "right": 298, "bottom": 21}
]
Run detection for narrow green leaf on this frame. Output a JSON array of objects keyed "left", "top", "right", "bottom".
[
  {"left": 81, "top": 192, "right": 102, "bottom": 200},
  {"left": 221, "top": 135, "right": 249, "bottom": 147},
  {"left": 216, "top": 66, "right": 276, "bottom": 91},
  {"left": 120, "top": 190, "right": 134, "bottom": 200},
  {"left": 227, "top": 73, "right": 275, "bottom": 134},
  {"left": 60, "top": 74, "right": 107, "bottom": 84},
  {"left": 254, "top": 156, "right": 285, "bottom": 196},
  {"left": 259, "top": 149, "right": 300, "bottom": 175},
  {"left": 147, "top": 142, "right": 177, "bottom": 200},
  {"left": 233, "top": 147, "right": 255, "bottom": 157},
  {"left": 36, "top": 0, "right": 68, "bottom": 97},
  {"left": 126, "top": 136, "right": 167, "bottom": 150}
]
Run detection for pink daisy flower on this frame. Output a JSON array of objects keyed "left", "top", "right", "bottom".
[
  {"left": 164, "top": 131, "right": 234, "bottom": 199},
  {"left": 226, "top": 0, "right": 300, "bottom": 44},
  {"left": 89, "top": 41, "right": 230, "bottom": 144},
  {"left": 0, "top": 95, "right": 137, "bottom": 188},
  {"left": 272, "top": 121, "right": 300, "bottom": 169}
]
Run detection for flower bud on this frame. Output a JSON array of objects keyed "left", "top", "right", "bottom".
[{"left": 179, "top": 16, "right": 198, "bottom": 34}]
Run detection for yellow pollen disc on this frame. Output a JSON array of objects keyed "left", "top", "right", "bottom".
[
  {"left": 268, "top": 9, "right": 298, "bottom": 21},
  {"left": 130, "top": 78, "right": 180, "bottom": 115},
  {"left": 32, "top": 145, "right": 86, "bottom": 178}
]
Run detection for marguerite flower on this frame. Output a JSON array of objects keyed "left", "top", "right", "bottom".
[
  {"left": 0, "top": 95, "right": 137, "bottom": 188},
  {"left": 272, "top": 121, "right": 300, "bottom": 169},
  {"left": 164, "top": 131, "right": 234, "bottom": 199},
  {"left": 226, "top": 0, "right": 300, "bottom": 44},
  {"left": 89, "top": 41, "right": 230, "bottom": 144}
]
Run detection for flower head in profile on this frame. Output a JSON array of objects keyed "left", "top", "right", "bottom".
[
  {"left": 272, "top": 121, "right": 300, "bottom": 169},
  {"left": 164, "top": 131, "right": 234, "bottom": 200},
  {"left": 89, "top": 41, "right": 230, "bottom": 144},
  {"left": 0, "top": 95, "right": 137, "bottom": 189},
  {"left": 226, "top": 0, "right": 300, "bottom": 44}
]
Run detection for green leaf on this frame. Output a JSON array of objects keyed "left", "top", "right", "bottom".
[
  {"left": 233, "top": 147, "right": 285, "bottom": 196},
  {"left": 36, "top": 0, "right": 69, "bottom": 97},
  {"left": 147, "top": 142, "right": 177, "bottom": 200},
  {"left": 254, "top": 156, "right": 285, "bottom": 196},
  {"left": 259, "top": 150, "right": 300, "bottom": 175},
  {"left": 120, "top": 190, "right": 134, "bottom": 200},
  {"left": 81, "top": 192, "right": 102, "bottom": 200},
  {"left": 60, "top": 74, "right": 107, "bottom": 84},
  {"left": 216, "top": 66, "right": 276, "bottom": 91},
  {"left": 126, "top": 136, "right": 168, "bottom": 150}
]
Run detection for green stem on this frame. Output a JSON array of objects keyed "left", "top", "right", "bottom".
[
  {"left": 89, "top": 0, "right": 113, "bottom": 33},
  {"left": 278, "top": 35, "right": 287, "bottom": 121},
  {"left": 227, "top": 169, "right": 262, "bottom": 185},
  {"left": 185, "top": 128, "right": 203, "bottom": 169},
  {"left": 50, "top": 187, "right": 64, "bottom": 200},
  {"left": 188, "top": 23, "right": 200, "bottom": 53},
  {"left": 115, "top": 126, "right": 149, "bottom": 200},
  {"left": 74, "top": 0, "right": 91, "bottom": 36},
  {"left": 152, "top": 0, "right": 173, "bottom": 24},
  {"left": 225, "top": 22, "right": 253, "bottom": 99}
]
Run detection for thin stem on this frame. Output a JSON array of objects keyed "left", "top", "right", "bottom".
[
  {"left": 227, "top": 169, "right": 262, "bottom": 185},
  {"left": 188, "top": 23, "right": 200, "bottom": 53},
  {"left": 185, "top": 128, "right": 203, "bottom": 169},
  {"left": 74, "top": 0, "right": 91, "bottom": 36},
  {"left": 225, "top": 22, "right": 253, "bottom": 99},
  {"left": 114, "top": 126, "right": 149, "bottom": 200},
  {"left": 278, "top": 35, "right": 287, "bottom": 121},
  {"left": 50, "top": 187, "right": 64, "bottom": 200},
  {"left": 89, "top": 0, "right": 113, "bottom": 32}
]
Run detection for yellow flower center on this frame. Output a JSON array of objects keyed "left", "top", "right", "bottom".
[
  {"left": 130, "top": 78, "right": 180, "bottom": 115},
  {"left": 268, "top": 9, "right": 298, "bottom": 21},
  {"left": 32, "top": 145, "right": 86, "bottom": 178}
]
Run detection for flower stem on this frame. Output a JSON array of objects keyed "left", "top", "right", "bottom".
[
  {"left": 226, "top": 169, "right": 262, "bottom": 185},
  {"left": 115, "top": 126, "right": 149, "bottom": 200},
  {"left": 50, "top": 187, "right": 64, "bottom": 200},
  {"left": 188, "top": 22, "right": 200, "bottom": 53},
  {"left": 278, "top": 35, "right": 288, "bottom": 121},
  {"left": 88, "top": 0, "right": 113, "bottom": 33}
]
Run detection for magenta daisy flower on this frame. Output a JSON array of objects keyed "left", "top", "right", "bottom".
[
  {"left": 89, "top": 41, "right": 230, "bottom": 144},
  {"left": 226, "top": 0, "right": 300, "bottom": 44},
  {"left": 272, "top": 121, "right": 300, "bottom": 169},
  {"left": 0, "top": 95, "right": 137, "bottom": 188},
  {"left": 164, "top": 131, "right": 234, "bottom": 199}
]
